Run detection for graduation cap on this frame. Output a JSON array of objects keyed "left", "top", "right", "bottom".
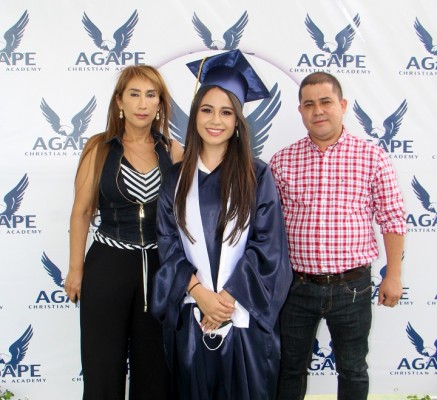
[{"left": 186, "top": 49, "right": 270, "bottom": 105}]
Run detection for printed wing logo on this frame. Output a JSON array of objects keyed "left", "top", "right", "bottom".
[
  {"left": 0, "top": 10, "right": 29, "bottom": 57},
  {"left": 192, "top": 11, "right": 248, "bottom": 50},
  {"left": 412, "top": 176, "right": 437, "bottom": 214},
  {"left": 305, "top": 13, "right": 360, "bottom": 56},
  {"left": 406, "top": 322, "right": 437, "bottom": 358},
  {"left": 40, "top": 96, "right": 97, "bottom": 140},
  {"left": 41, "top": 252, "right": 65, "bottom": 288},
  {"left": 414, "top": 18, "right": 437, "bottom": 56},
  {"left": 353, "top": 100, "right": 407, "bottom": 142},
  {"left": 169, "top": 83, "right": 281, "bottom": 157},
  {"left": 0, "top": 325, "right": 33, "bottom": 369},
  {"left": 246, "top": 83, "right": 282, "bottom": 158},
  {"left": 169, "top": 97, "right": 189, "bottom": 145},
  {"left": 313, "top": 338, "right": 335, "bottom": 362},
  {"left": 0, "top": 174, "right": 28, "bottom": 218},
  {"left": 82, "top": 10, "right": 138, "bottom": 57}
]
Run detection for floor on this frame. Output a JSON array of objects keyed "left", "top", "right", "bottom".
[{"left": 306, "top": 396, "right": 436, "bottom": 400}]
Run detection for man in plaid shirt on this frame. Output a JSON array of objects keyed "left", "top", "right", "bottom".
[{"left": 270, "top": 72, "right": 406, "bottom": 400}]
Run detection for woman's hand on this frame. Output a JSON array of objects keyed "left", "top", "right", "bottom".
[
  {"left": 65, "top": 268, "right": 83, "bottom": 304},
  {"left": 218, "top": 289, "right": 235, "bottom": 306},
  {"left": 190, "top": 285, "right": 235, "bottom": 331}
]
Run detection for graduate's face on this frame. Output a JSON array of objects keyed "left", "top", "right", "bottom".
[
  {"left": 298, "top": 82, "right": 347, "bottom": 151},
  {"left": 196, "top": 87, "right": 237, "bottom": 152}
]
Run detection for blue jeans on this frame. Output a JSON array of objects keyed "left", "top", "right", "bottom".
[{"left": 277, "top": 267, "right": 372, "bottom": 400}]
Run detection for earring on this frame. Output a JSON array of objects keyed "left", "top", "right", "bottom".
[
  {"left": 119, "top": 109, "right": 124, "bottom": 119},
  {"left": 236, "top": 128, "right": 240, "bottom": 138},
  {"left": 155, "top": 111, "right": 160, "bottom": 121}
]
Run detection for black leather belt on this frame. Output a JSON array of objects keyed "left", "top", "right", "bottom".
[{"left": 294, "top": 265, "right": 369, "bottom": 285}]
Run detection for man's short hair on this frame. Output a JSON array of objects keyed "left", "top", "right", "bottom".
[{"left": 298, "top": 72, "right": 343, "bottom": 102}]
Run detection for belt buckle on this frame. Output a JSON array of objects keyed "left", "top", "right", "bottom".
[{"left": 326, "top": 275, "right": 330, "bottom": 284}]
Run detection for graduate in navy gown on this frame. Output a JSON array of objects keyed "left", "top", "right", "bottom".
[{"left": 151, "top": 50, "right": 293, "bottom": 400}]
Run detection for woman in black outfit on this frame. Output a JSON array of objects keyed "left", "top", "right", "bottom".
[{"left": 65, "top": 65, "right": 183, "bottom": 399}]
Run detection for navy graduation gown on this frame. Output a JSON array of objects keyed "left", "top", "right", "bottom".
[{"left": 151, "top": 158, "right": 292, "bottom": 400}]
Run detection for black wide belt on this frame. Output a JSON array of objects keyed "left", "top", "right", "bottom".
[{"left": 294, "top": 265, "right": 369, "bottom": 285}]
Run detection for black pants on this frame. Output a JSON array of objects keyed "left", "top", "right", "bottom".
[{"left": 80, "top": 241, "right": 170, "bottom": 400}]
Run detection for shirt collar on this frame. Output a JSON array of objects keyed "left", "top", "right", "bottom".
[
  {"left": 305, "top": 126, "right": 349, "bottom": 151},
  {"left": 106, "top": 130, "right": 166, "bottom": 146}
]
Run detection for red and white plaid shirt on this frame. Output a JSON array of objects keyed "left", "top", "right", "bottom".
[{"left": 270, "top": 130, "right": 406, "bottom": 274}]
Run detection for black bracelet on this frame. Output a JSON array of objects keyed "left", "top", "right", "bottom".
[{"left": 188, "top": 282, "right": 201, "bottom": 294}]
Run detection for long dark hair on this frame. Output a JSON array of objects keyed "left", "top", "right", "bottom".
[
  {"left": 175, "top": 86, "right": 256, "bottom": 245},
  {"left": 75, "top": 65, "right": 172, "bottom": 214}
]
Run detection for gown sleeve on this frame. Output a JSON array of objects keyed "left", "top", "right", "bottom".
[
  {"left": 151, "top": 165, "right": 196, "bottom": 329},
  {"left": 223, "top": 161, "right": 293, "bottom": 332}
]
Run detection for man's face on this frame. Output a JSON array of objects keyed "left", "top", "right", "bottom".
[{"left": 298, "top": 82, "right": 347, "bottom": 150}]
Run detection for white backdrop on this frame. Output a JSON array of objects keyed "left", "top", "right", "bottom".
[{"left": 1, "top": 1, "right": 436, "bottom": 398}]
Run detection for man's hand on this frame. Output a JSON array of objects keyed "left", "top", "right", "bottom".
[{"left": 378, "top": 275, "right": 402, "bottom": 307}]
